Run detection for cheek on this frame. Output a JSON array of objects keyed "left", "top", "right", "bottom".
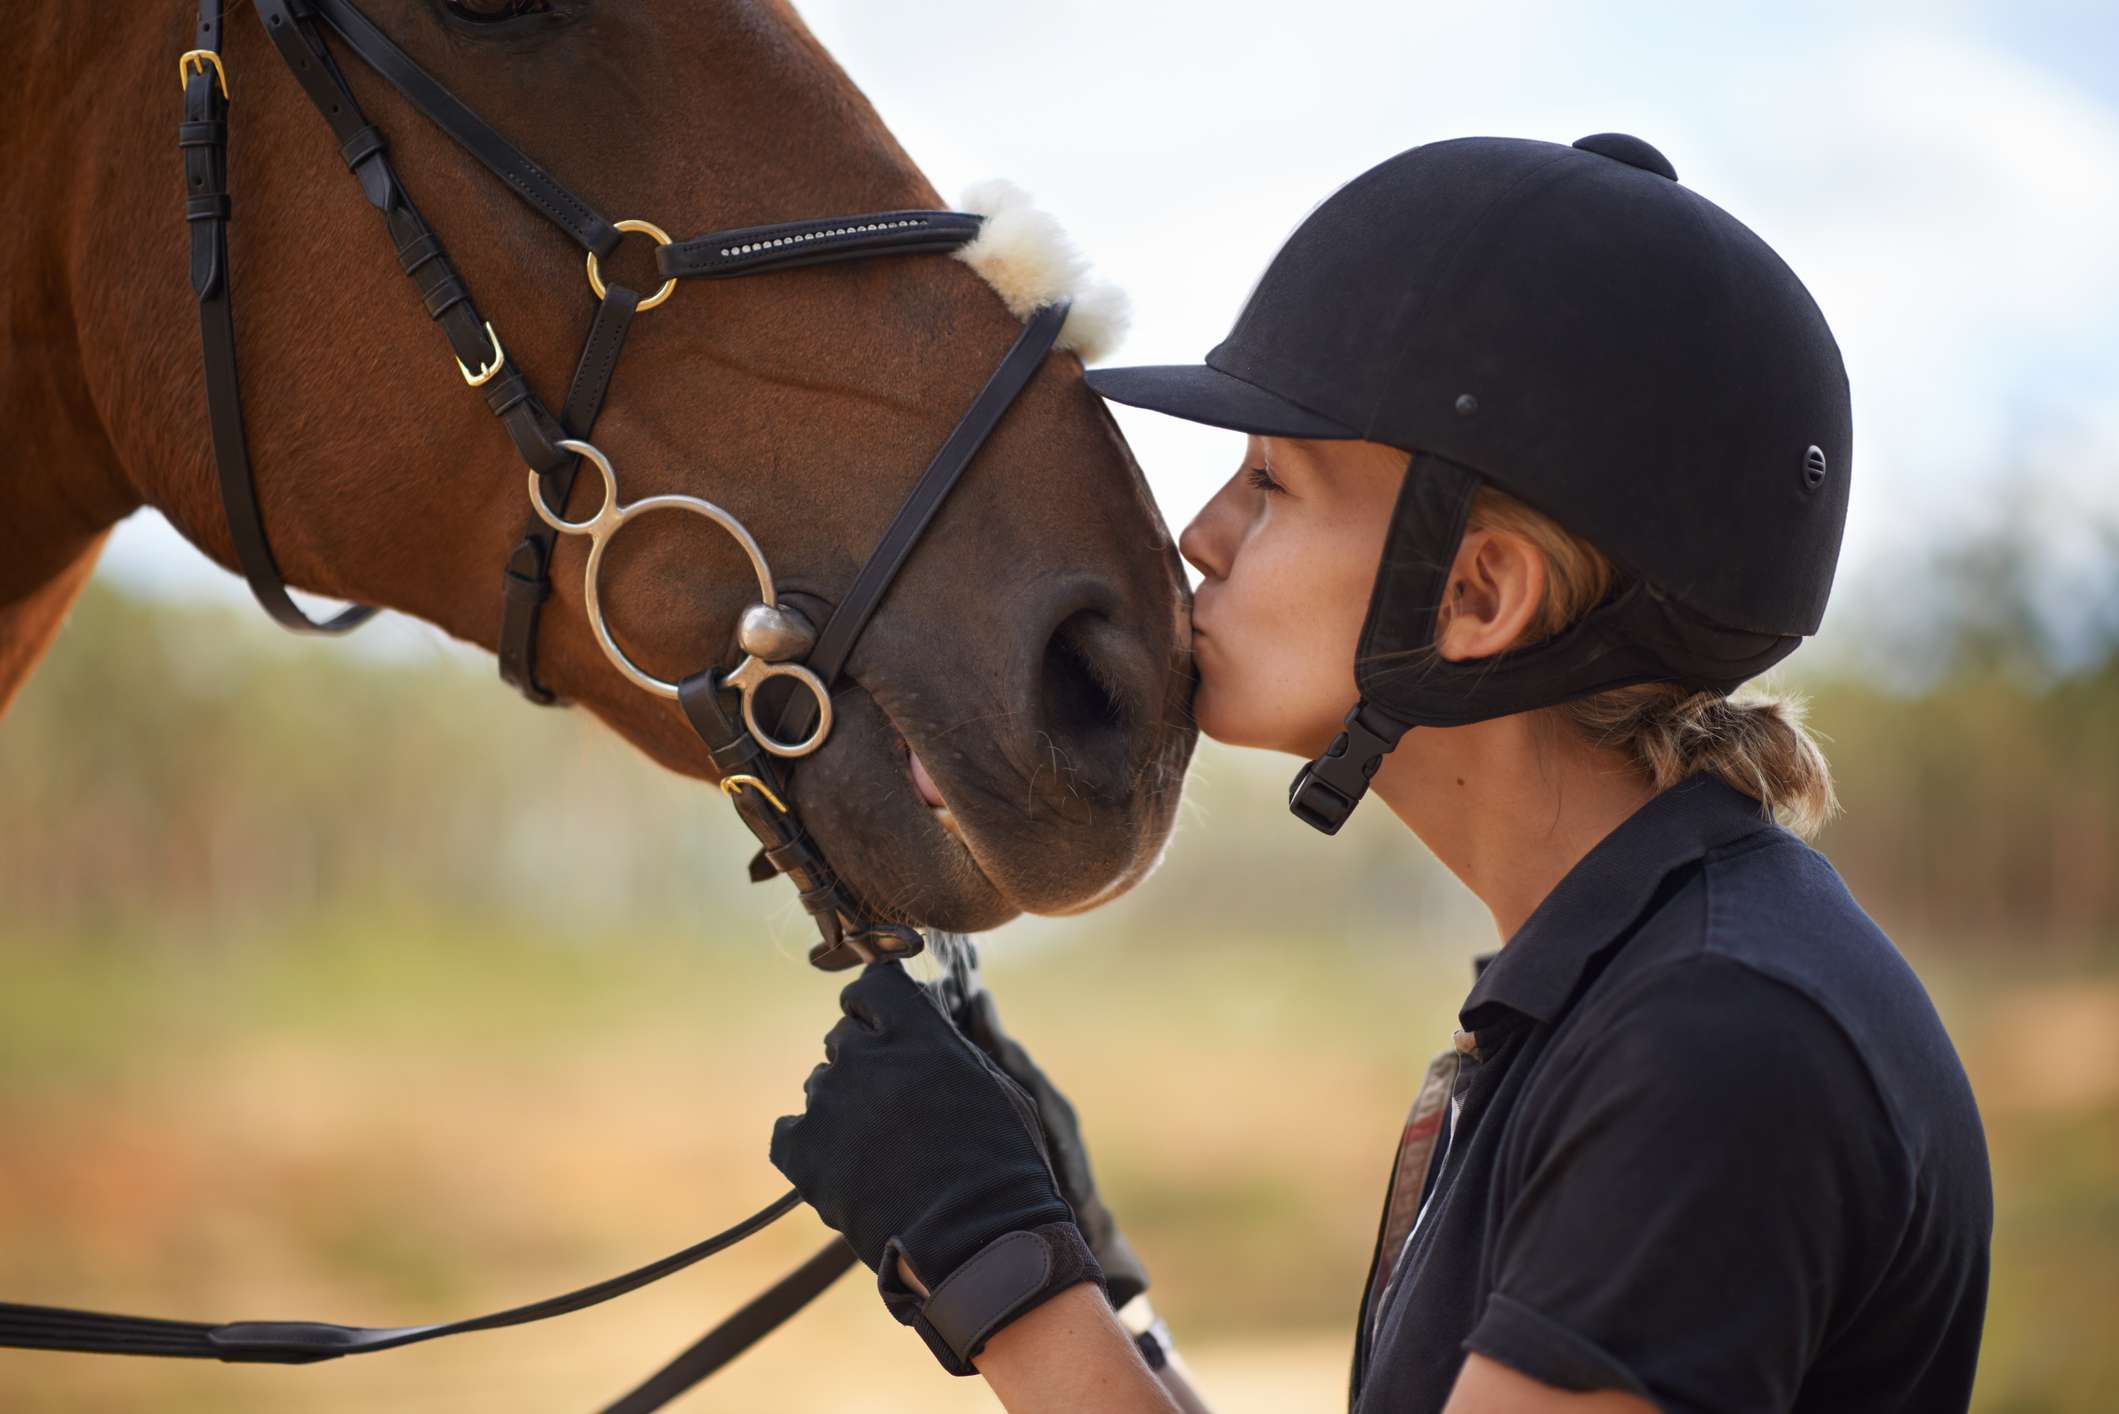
[{"left": 1193, "top": 518, "right": 1381, "bottom": 753}]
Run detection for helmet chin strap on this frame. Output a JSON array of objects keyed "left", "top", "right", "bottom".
[
  {"left": 1288, "top": 450, "right": 1803, "bottom": 836},
  {"left": 1287, "top": 699, "right": 1416, "bottom": 835},
  {"left": 1286, "top": 449, "right": 1467, "bottom": 836}
]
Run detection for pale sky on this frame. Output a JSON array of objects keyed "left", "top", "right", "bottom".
[{"left": 102, "top": 0, "right": 2119, "bottom": 654}]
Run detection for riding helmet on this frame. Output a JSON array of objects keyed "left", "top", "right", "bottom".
[{"left": 1087, "top": 133, "right": 1852, "bottom": 833}]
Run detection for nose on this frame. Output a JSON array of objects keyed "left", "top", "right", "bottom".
[
  {"left": 1176, "top": 514, "right": 1214, "bottom": 582},
  {"left": 1017, "top": 578, "right": 1169, "bottom": 801},
  {"left": 1178, "top": 477, "right": 1241, "bottom": 583}
]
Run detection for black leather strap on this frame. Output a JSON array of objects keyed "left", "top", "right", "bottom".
[
  {"left": 774, "top": 298, "right": 1071, "bottom": 744},
  {"left": 188, "top": 0, "right": 376, "bottom": 634},
  {"left": 293, "top": 0, "right": 620, "bottom": 255},
  {"left": 0, "top": 1192, "right": 800, "bottom": 1363},
  {"left": 247, "top": 0, "right": 598, "bottom": 678},
  {"left": 660, "top": 211, "right": 983, "bottom": 280},
  {"left": 561, "top": 287, "right": 642, "bottom": 437},
  {"left": 599, "top": 1241, "right": 857, "bottom": 1413},
  {"left": 666, "top": 303, "right": 1072, "bottom": 966},
  {"left": 677, "top": 671, "right": 924, "bottom": 970},
  {"left": 256, "top": 0, "right": 520, "bottom": 385},
  {"left": 498, "top": 286, "right": 641, "bottom": 702}
]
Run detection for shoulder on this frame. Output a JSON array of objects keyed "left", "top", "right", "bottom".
[
  {"left": 1529, "top": 944, "right": 1895, "bottom": 1156},
  {"left": 1484, "top": 834, "right": 1992, "bottom": 1393},
  {"left": 1534, "top": 829, "right": 1986, "bottom": 1194},
  {"left": 1492, "top": 942, "right": 1920, "bottom": 1346}
]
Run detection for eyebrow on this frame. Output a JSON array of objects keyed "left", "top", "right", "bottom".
[{"left": 1264, "top": 437, "right": 1326, "bottom": 477}]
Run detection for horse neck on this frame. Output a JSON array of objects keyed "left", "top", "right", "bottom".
[
  {"left": 0, "top": 12, "right": 151, "bottom": 713},
  {"left": 4, "top": 12, "right": 146, "bottom": 603}
]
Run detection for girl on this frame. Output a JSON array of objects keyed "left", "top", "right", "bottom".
[{"left": 770, "top": 132, "right": 1992, "bottom": 1413}]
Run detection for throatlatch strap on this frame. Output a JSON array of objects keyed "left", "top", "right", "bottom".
[
  {"left": 0, "top": 1192, "right": 800, "bottom": 1363},
  {"left": 187, "top": 0, "right": 376, "bottom": 635}
]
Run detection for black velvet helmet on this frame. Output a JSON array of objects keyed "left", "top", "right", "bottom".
[{"left": 1087, "top": 133, "right": 1852, "bottom": 833}]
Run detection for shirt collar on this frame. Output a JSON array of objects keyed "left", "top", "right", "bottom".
[{"left": 1459, "top": 774, "right": 1778, "bottom": 1031}]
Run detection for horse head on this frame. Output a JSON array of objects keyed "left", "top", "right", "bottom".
[{"left": 11, "top": 0, "right": 1197, "bottom": 936}]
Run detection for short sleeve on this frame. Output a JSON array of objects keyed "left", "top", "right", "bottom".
[{"left": 1465, "top": 957, "right": 1911, "bottom": 1414}]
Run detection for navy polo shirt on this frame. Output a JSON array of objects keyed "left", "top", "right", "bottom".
[{"left": 1351, "top": 775, "right": 1991, "bottom": 1413}]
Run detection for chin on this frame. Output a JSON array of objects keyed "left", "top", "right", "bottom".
[
  {"left": 1191, "top": 684, "right": 1271, "bottom": 755},
  {"left": 1189, "top": 681, "right": 1244, "bottom": 747},
  {"left": 1193, "top": 683, "right": 1338, "bottom": 762}
]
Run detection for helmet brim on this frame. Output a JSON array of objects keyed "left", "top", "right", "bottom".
[{"left": 1084, "top": 363, "right": 1359, "bottom": 441}]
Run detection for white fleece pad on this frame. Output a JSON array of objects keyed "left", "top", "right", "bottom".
[{"left": 955, "top": 179, "right": 1130, "bottom": 364}]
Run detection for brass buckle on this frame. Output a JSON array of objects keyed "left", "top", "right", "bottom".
[
  {"left": 455, "top": 320, "right": 505, "bottom": 388},
  {"left": 720, "top": 774, "right": 789, "bottom": 814},
  {"left": 178, "top": 49, "right": 229, "bottom": 100},
  {"left": 585, "top": 218, "right": 678, "bottom": 312}
]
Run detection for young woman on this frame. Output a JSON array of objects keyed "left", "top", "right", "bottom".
[{"left": 770, "top": 133, "right": 1992, "bottom": 1412}]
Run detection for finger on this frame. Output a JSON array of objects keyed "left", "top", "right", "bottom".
[
  {"left": 974, "top": 1055, "right": 1055, "bottom": 1166},
  {"left": 840, "top": 959, "right": 915, "bottom": 1030},
  {"left": 822, "top": 1013, "right": 868, "bottom": 1066},
  {"left": 960, "top": 990, "right": 1005, "bottom": 1057},
  {"left": 767, "top": 1111, "right": 805, "bottom": 1178},
  {"left": 845, "top": 958, "right": 951, "bottom": 1034}
]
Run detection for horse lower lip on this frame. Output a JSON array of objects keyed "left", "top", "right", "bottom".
[{"left": 906, "top": 742, "right": 950, "bottom": 813}]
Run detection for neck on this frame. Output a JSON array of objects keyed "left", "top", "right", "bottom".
[
  {"left": 0, "top": 10, "right": 153, "bottom": 711},
  {"left": 1371, "top": 713, "right": 1658, "bottom": 945}
]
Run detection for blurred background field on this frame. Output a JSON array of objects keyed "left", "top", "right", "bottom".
[{"left": 3, "top": 496, "right": 2116, "bottom": 1412}]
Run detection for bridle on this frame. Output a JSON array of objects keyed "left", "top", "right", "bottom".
[
  {"left": 0, "top": 0, "right": 1073, "bottom": 1404},
  {"left": 190, "top": 0, "right": 1069, "bottom": 973}
]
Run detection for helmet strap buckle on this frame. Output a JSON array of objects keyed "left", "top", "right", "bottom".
[{"left": 1288, "top": 700, "right": 1412, "bottom": 834}]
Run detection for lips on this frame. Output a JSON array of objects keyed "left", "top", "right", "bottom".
[{"left": 902, "top": 738, "right": 959, "bottom": 835}]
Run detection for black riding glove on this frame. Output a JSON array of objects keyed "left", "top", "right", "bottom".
[
  {"left": 952, "top": 987, "right": 1151, "bottom": 1310},
  {"left": 912, "top": 932, "right": 1151, "bottom": 1312},
  {"left": 769, "top": 962, "right": 1106, "bottom": 1374}
]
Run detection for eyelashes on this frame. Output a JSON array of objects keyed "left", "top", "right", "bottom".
[
  {"left": 1245, "top": 465, "right": 1286, "bottom": 495},
  {"left": 445, "top": 0, "right": 550, "bottom": 19},
  {"left": 434, "top": 0, "right": 593, "bottom": 41}
]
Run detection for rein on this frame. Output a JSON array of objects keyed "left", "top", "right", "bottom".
[{"left": 2, "top": 0, "right": 1075, "bottom": 1404}]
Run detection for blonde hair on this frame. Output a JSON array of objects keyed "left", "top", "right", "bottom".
[{"left": 1464, "top": 484, "right": 1840, "bottom": 839}]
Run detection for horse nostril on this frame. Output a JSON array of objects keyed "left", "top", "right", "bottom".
[{"left": 1040, "top": 609, "right": 1132, "bottom": 786}]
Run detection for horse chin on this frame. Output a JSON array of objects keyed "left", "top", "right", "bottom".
[
  {"left": 786, "top": 690, "right": 1017, "bottom": 933},
  {"left": 787, "top": 686, "right": 1171, "bottom": 935}
]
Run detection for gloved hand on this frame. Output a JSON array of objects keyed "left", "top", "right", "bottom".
[
  {"left": 951, "top": 986, "right": 1151, "bottom": 1310},
  {"left": 770, "top": 962, "right": 1106, "bottom": 1374},
  {"left": 909, "top": 931, "right": 1151, "bottom": 1312}
]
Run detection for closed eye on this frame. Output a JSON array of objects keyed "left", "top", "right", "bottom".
[
  {"left": 433, "top": 0, "right": 593, "bottom": 41},
  {"left": 446, "top": 0, "right": 547, "bottom": 20},
  {"left": 1245, "top": 465, "right": 1287, "bottom": 495}
]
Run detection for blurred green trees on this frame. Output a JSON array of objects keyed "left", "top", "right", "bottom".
[{"left": 5, "top": 507, "right": 2112, "bottom": 954}]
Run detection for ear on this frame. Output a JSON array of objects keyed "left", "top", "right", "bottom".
[{"left": 1435, "top": 527, "right": 1547, "bottom": 662}]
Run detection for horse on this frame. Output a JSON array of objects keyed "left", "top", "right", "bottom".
[{"left": 0, "top": 0, "right": 1199, "bottom": 940}]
